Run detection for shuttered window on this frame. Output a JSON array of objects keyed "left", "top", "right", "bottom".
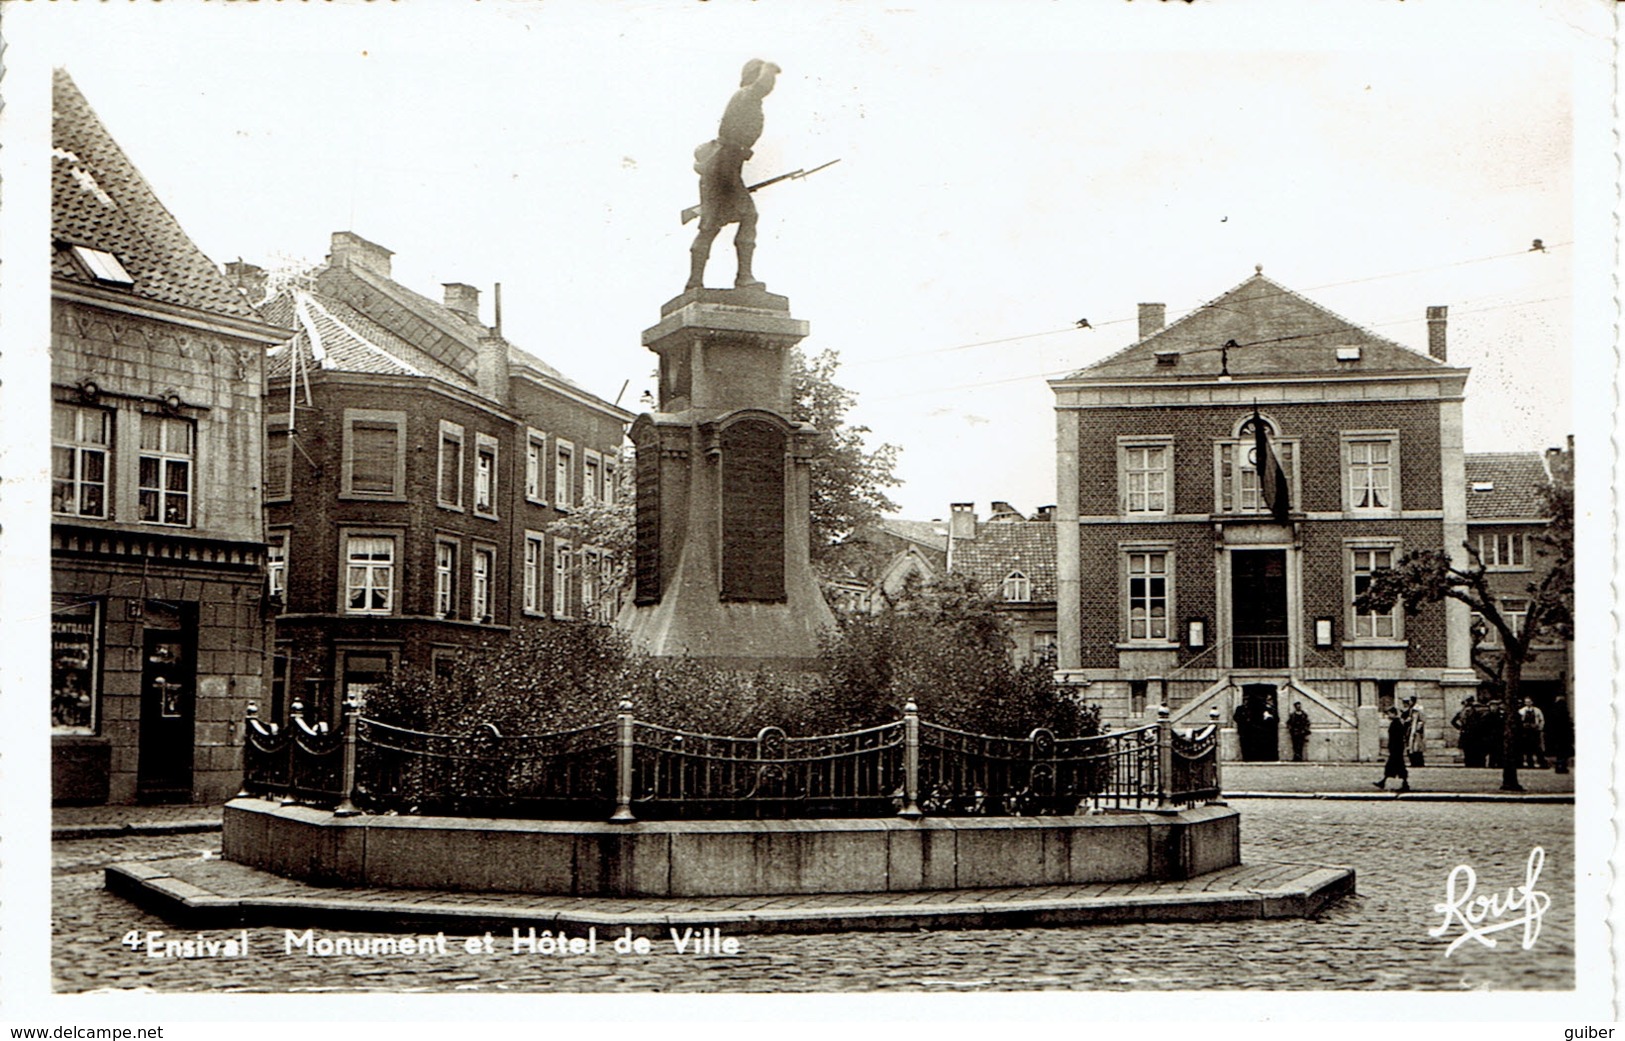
[{"left": 342, "top": 410, "right": 405, "bottom": 498}]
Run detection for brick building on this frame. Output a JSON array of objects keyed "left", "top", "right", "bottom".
[
  {"left": 1049, "top": 271, "right": 1477, "bottom": 761},
  {"left": 1464, "top": 450, "right": 1570, "bottom": 711},
  {"left": 250, "top": 232, "right": 631, "bottom": 724},
  {"left": 944, "top": 503, "right": 1059, "bottom": 665},
  {"left": 50, "top": 71, "right": 292, "bottom": 804}
]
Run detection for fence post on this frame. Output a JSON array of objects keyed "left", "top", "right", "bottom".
[
  {"left": 1209, "top": 704, "right": 1223, "bottom": 797},
  {"left": 610, "top": 698, "right": 636, "bottom": 822},
  {"left": 236, "top": 702, "right": 258, "bottom": 798},
  {"left": 334, "top": 695, "right": 362, "bottom": 817},
  {"left": 898, "top": 700, "right": 922, "bottom": 820},
  {"left": 281, "top": 700, "right": 304, "bottom": 805},
  {"left": 1156, "top": 705, "right": 1173, "bottom": 809}
]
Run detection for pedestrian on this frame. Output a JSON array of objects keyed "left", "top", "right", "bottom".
[
  {"left": 1546, "top": 695, "right": 1572, "bottom": 774},
  {"left": 1518, "top": 696, "right": 1547, "bottom": 768},
  {"left": 1374, "top": 706, "right": 1410, "bottom": 792},
  {"left": 1451, "top": 695, "right": 1482, "bottom": 768},
  {"left": 1403, "top": 695, "right": 1426, "bottom": 768},
  {"left": 1482, "top": 700, "right": 1505, "bottom": 769},
  {"left": 1287, "top": 701, "right": 1311, "bottom": 762}
]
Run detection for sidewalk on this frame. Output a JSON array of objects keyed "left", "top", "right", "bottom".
[{"left": 53, "top": 802, "right": 224, "bottom": 840}]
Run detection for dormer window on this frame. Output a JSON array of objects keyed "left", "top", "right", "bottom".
[
  {"left": 70, "top": 245, "right": 134, "bottom": 286},
  {"left": 1335, "top": 346, "right": 1362, "bottom": 362},
  {"left": 1002, "top": 570, "right": 1032, "bottom": 603}
]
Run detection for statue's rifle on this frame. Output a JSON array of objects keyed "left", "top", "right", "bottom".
[{"left": 680, "top": 159, "right": 841, "bottom": 225}]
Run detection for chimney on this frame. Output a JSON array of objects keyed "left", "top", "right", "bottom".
[
  {"left": 1138, "top": 303, "right": 1166, "bottom": 340},
  {"left": 477, "top": 333, "right": 510, "bottom": 405},
  {"left": 224, "top": 260, "right": 267, "bottom": 304},
  {"left": 989, "top": 501, "right": 1024, "bottom": 522},
  {"left": 329, "top": 231, "right": 393, "bottom": 278},
  {"left": 1034, "top": 504, "right": 1056, "bottom": 522},
  {"left": 1427, "top": 305, "right": 1448, "bottom": 362},
  {"left": 949, "top": 502, "right": 978, "bottom": 541},
  {"left": 443, "top": 283, "right": 481, "bottom": 321}
]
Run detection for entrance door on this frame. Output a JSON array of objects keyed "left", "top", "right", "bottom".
[
  {"left": 1237, "top": 683, "right": 1281, "bottom": 761},
  {"left": 137, "top": 603, "right": 195, "bottom": 801},
  {"left": 1231, "top": 549, "right": 1288, "bottom": 669}
]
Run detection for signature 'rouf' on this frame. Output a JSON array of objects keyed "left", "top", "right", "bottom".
[{"left": 1429, "top": 846, "right": 1552, "bottom": 957}]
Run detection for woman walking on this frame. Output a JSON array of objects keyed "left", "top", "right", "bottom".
[{"left": 1374, "top": 706, "right": 1411, "bottom": 792}]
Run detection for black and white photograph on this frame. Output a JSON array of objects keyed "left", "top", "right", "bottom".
[{"left": 0, "top": 0, "right": 1616, "bottom": 1031}]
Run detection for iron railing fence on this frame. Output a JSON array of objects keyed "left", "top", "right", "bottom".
[
  {"left": 629, "top": 720, "right": 904, "bottom": 819},
  {"left": 238, "top": 700, "right": 1222, "bottom": 822},
  {"left": 1232, "top": 635, "right": 1290, "bottom": 669}
]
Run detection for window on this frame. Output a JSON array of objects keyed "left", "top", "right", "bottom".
[
  {"left": 555, "top": 440, "right": 575, "bottom": 510},
  {"left": 342, "top": 410, "right": 405, "bottom": 498},
  {"left": 1350, "top": 546, "right": 1398, "bottom": 640},
  {"left": 267, "top": 531, "right": 289, "bottom": 601},
  {"left": 1215, "top": 425, "right": 1297, "bottom": 515},
  {"left": 1501, "top": 598, "right": 1530, "bottom": 643},
  {"left": 344, "top": 535, "right": 395, "bottom": 614},
  {"left": 70, "top": 244, "right": 134, "bottom": 285},
  {"left": 1002, "top": 570, "right": 1032, "bottom": 602},
  {"left": 525, "top": 429, "right": 547, "bottom": 503},
  {"left": 53, "top": 403, "right": 110, "bottom": 518},
  {"left": 584, "top": 452, "right": 601, "bottom": 505},
  {"left": 51, "top": 595, "right": 100, "bottom": 734},
  {"left": 523, "top": 533, "right": 546, "bottom": 615},
  {"left": 1478, "top": 531, "right": 1529, "bottom": 570},
  {"left": 553, "top": 539, "right": 573, "bottom": 617},
  {"left": 1126, "top": 551, "right": 1169, "bottom": 641},
  {"left": 475, "top": 435, "right": 498, "bottom": 517},
  {"left": 1129, "top": 679, "right": 1149, "bottom": 717},
  {"left": 1341, "top": 433, "right": 1399, "bottom": 512},
  {"left": 597, "top": 549, "right": 617, "bottom": 622},
  {"left": 1119, "top": 439, "right": 1172, "bottom": 515},
  {"left": 602, "top": 460, "right": 617, "bottom": 506},
  {"left": 138, "top": 414, "right": 193, "bottom": 525},
  {"left": 266, "top": 424, "right": 291, "bottom": 501},
  {"left": 434, "top": 540, "right": 457, "bottom": 619},
  {"left": 582, "top": 547, "right": 600, "bottom": 619},
  {"left": 471, "top": 546, "right": 493, "bottom": 622},
  {"left": 342, "top": 652, "right": 392, "bottom": 701},
  {"left": 437, "top": 422, "right": 464, "bottom": 509}
]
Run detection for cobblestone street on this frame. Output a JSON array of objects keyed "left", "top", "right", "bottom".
[{"left": 53, "top": 799, "right": 1572, "bottom": 993}]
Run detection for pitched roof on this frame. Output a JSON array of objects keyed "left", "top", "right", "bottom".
[
  {"left": 1466, "top": 452, "right": 1550, "bottom": 520},
  {"left": 51, "top": 69, "right": 258, "bottom": 321},
  {"left": 1065, "top": 273, "right": 1455, "bottom": 382},
  {"left": 263, "top": 289, "right": 475, "bottom": 389},
  {"left": 878, "top": 518, "right": 950, "bottom": 553},
  {"left": 949, "top": 521, "right": 1056, "bottom": 603}
]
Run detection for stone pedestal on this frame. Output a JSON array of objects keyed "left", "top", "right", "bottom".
[{"left": 618, "top": 288, "right": 835, "bottom": 668}]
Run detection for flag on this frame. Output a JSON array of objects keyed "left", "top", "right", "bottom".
[{"left": 1252, "top": 406, "right": 1290, "bottom": 523}]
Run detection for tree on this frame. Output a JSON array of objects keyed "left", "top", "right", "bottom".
[
  {"left": 790, "top": 348, "right": 903, "bottom": 567},
  {"left": 1355, "top": 448, "right": 1573, "bottom": 791}
]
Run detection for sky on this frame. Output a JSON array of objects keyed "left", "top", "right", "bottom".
[{"left": 2, "top": 0, "right": 1610, "bottom": 521}]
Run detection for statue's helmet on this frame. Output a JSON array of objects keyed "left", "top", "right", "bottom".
[{"left": 741, "top": 59, "right": 766, "bottom": 86}]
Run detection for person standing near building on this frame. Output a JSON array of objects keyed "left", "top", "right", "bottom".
[
  {"left": 1518, "top": 696, "right": 1547, "bottom": 768},
  {"left": 1374, "top": 706, "right": 1411, "bottom": 792},
  {"left": 1451, "top": 696, "right": 1482, "bottom": 767},
  {"left": 1403, "top": 695, "right": 1426, "bottom": 768},
  {"left": 1545, "top": 695, "right": 1572, "bottom": 774},
  {"left": 1286, "top": 701, "right": 1311, "bottom": 762}
]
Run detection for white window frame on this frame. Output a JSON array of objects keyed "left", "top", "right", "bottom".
[
  {"left": 1117, "top": 437, "right": 1173, "bottom": 517},
  {"left": 1347, "top": 540, "right": 1404, "bottom": 643},
  {"left": 553, "top": 538, "right": 573, "bottom": 618},
  {"left": 437, "top": 421, "right": 465, "bottom": 510},
  {"left": 434, "top": 538, "right": 458, "bottom": 620},
  {"left": 583, "top": 450, "right": 602, "bottom": 505},
  {"left": 523, "top": 532, "right": 546, "bottom": 615},
  {"left": 1477, "top": 531, "right": 1530, "bottom": 572},
  {"left": 582, "top": 546, "right": 601, "bottom": 620},
  {"left": 1001, "top": 570, "right": 1032, "bottom": 603},
  {"left": 267, "top": 530, "right": 290, "bottom": 600},
  {"left": 1122, "top": 546, "right": 1174, "bottom": 644},
  {"left": 474, "top": 433, "right": 500, "bottom": 518},
  {"left": 1341, "top": 431, "right": 1401, "bottom": 513},
  {"left": 602, "top": 458, "right": 617, "bottom": 506},
  {"left": 341, "top": 408, "right": 407, "bottom": 500},
  {"left": 53, "top": 402, "right": 111, "bottom": 519},
  {"left": 341, "top": 531, "right": 398, "bottom": 615},
  {"left": 555, "top": 439, "right": 575, "bottom": 511},
  {"left": 525, "top": 428, "right": 547, "bottom": 504},
  {"left": 1212, "top": 428, "right": 1300, "bottom": 515},
  {"left": 471, "top": 544, "right": 494, "bottom": 623},
  {"left": 138, "top": 413, "right": 194, "bottom": 527}
]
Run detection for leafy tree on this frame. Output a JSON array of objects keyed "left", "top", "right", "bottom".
[
  {"left": 1355, "top": 447, "right": 1573, "bottom": 791},
  {"left": 545, "top": 444, "right": 635, "bottom": 620},
  {"left": 790, "top": 348, "right": 903, "bottom": 568}
]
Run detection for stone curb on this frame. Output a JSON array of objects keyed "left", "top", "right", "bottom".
[
  {"left": 54, "top": 820, "right": 224, "bottom": 841},
  {"left": 1222, "top": 791, "right": 1573, "bottom": 804},
  {"left": 105, "top": 859, "right": 1356, "bottom": 937}
]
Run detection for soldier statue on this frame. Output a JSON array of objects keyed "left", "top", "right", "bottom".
[{"left": 687, "top": 59, "right": 781, "bottom": 291}]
